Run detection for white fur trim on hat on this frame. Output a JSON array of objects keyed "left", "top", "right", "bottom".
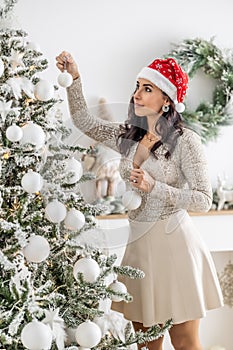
[
  {"left": 137, "top": 67, "right": 177, "bottom": 102},
  {"left": 175, "top": 102, "right": 185, "bottom": 113}
]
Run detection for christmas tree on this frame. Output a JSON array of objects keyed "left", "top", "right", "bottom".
[{"left": 0, "top": 1, "right": 172, "bottom": 349}]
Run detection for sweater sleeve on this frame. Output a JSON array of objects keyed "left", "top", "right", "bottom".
[
  {"left": 67, "top": 77, "right": 121, "bottom": 152},
  {"left": 149, "top": 129, "right": 213, "bottom": 212}
]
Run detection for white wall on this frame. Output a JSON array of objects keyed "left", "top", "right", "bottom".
[{"left": 13, "top": 1, "right": 233, "bottom": 349}]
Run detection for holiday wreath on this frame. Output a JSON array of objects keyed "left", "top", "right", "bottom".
[{"left": 166, "top": 38, "right": 233, "bottom": 142}]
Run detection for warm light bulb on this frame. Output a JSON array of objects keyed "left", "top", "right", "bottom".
[
  {"left": 25, "top": 98, "right": 34, "bottom": 106},
  {"left": 3, "top": 152, "right": 10, "bottom": 159}
]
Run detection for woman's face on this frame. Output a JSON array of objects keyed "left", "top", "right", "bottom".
[{"left": 133, "top": 78, "right": 168, "bottom": 117}]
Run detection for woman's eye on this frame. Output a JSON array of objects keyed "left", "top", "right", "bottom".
[{"left": 145, "top": 87, "right": 152, "bottom": 92}]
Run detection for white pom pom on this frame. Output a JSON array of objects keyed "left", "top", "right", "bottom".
[
  {"left": 108, "top": 280, "right": 127, "bottom": 302},
  {"left": 57, "top": 71, "right": 73, "bottom": 88},
  {"left": 6, "top": 124, "right": 23, "bottom": 142},
  {"left": 45, "top": 200, "right": 67, "bottom": 223},
  {"left": 21, "top": 170, "right": 43, "bottom": 193},
  {"left": 175, "top": 102, "right": 185, "bottom": 113},
  {"left": 23, "top": 235, "right": 50, "bottom": 263},
  {"left": 21, "top": 320, "right": 52, "bottom": 350},
  {"left": 75, "top": 320, "right": 102, "bottom": 348},
  {"left": 122, "top": 190, "right": 141, "bottom": 210},
  {"left": 73, "top": 257, "right": 100, "bottom": 283},
  {"left": 64, "top": 208, "right": 85, "bottom": 230},
  {"left": 20, "top": 121, "right": 46, "bottom": 149},
  {"left": 34, "top": 80, "right": 54, "bottom": 101},
  {"left": 64, "top": 157, "right": 83, "bottom": 184}
]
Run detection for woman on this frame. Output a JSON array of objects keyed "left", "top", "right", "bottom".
[{"left": 56, "top": 52, "right": 223, "bottom": 350}]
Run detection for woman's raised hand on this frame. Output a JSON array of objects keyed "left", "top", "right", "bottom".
[{"left": 56, "top": 51, "right": 80, "bottom": 80}]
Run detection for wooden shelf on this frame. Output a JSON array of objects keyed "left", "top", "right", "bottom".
[{"left": 97, "top": 210, "right": 233, "bottom": 220}]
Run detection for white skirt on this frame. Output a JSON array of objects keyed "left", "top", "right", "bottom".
[{"left": 111, "top": 210, "right": 224, "bottom": 326}]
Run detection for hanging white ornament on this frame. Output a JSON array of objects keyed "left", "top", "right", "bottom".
[
  {"left": 6, "top": 124, "right": 23, "bottom": 142},
  {"left": 57, "top": 71, "right": 73, "bottom": 88},
  {"left": 23, "top": 235, "right": 50, "bottom": 263},
  {"left": 64, "top": 157, "right": 83, "bottom": 184},
  {"left": 73, "top": 257, "right": 100, "bottom": 283},
  {"left": 26, "top": 41, "right": 41, "bottom": 52},
  {"left": 64, "top": 208, "right": 85, "bottom": 230},
  {"left": 75, "top": 320, "right": 102, "bottom": 348},
  {"left": 57, "top": 56, "right": 73, "bottom": 88},
  {"left": 108, "top": 280, "right": 127, "bottom": 302},
  {"left": 45, "top": 199, "right": 67, "bottom": 223},
  {"left": 20, "top": 121, "right": 46, "bottom": 149},
  {"left": 0, "top": 58, "right": 4, "bottom": 77},
  {"left": 21, "top": 320, "right": 53, "bottom": 350},
  {"left": 122, "top": 190, "right": 142, "bottom": 210},
  {"left": 21, "top": 169, "right": 43, "bottom": 194},
  {"left": 34, "top": 79, "right": 54, "bottom": 101}
]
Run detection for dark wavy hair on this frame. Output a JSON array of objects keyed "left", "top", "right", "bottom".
[{"left": 117, "top": 93, "right": 184, "bottom": 159}]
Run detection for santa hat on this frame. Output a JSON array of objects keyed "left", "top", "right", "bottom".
[{"left": 137, "top": 57, "right": 188, "bottom": 113}]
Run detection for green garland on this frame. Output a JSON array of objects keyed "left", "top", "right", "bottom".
[{"left": 166, "top": 38, "right": 233, "bottom": 142}]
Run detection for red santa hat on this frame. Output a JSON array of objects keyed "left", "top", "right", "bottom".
[{"left": 137, "top": 57, "right": 188, "bottom": 113}]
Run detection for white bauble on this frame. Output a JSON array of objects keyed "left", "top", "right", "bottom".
[
  {"left": 65, "top": 157, "right": 83, "bottom": 184},
  {"left": 21, "top": 122, "right": 46, "bottom": 149},
  {"left": 0, "top": 58, "right": 4, "bottom": 77},
  {"left": 21, "top": 320, "right": 52, "bottom": 350},
  {"left": 21, "top": 170, "right": 43, "bottom": 194},
  {"left": 6, "top": 124, "right": 23, "bottom": 142},
  {"left": 23, "top": 235, "right": 50, "bottom": 263},
  {"left": 57, "top": 71, "right": 73, "bottom": 88},
  {"left": 26, "top": 42, "right": 41, "bottom": 51},
  {"left": 34, "top": 80, "right": 54, "bottom": 101},
  {"left": 64, "top": 208, "right": 85, "bottom": 230},
  {"left": 108, "top": 280, "right": 127, "bottom": 302},
  {"left": 45, "top": 200, "right": 67, "bottom": 223},
  {"left": 75, "top": 321, "right": 102, "bottom": 348},
  {"left": 73, "top": 257, "right": 100, "bottom": 283},
  {"left": 122, "top": 190, "right": 142, "bottom": 210}
]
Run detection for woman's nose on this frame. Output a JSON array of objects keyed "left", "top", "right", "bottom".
[{"left": 134, "top": 89, "right": 141, "bottom": 99}]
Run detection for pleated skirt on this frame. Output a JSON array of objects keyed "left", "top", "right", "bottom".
[{"left": 111, "top": 210, "right": 224, "bottom": 326}]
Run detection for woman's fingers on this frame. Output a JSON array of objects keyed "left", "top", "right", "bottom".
[
  {"left": 129, "top": 168, "right": 155, "bottom": 193},
  {"left": 55, "top": 51, "right": 79, "bottom": 79},
  {"left": 130, "top": 169, "right": 144, "bottom": 185}
]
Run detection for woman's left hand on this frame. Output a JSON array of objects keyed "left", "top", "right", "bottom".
[{"left": 130, "top": 168, "right": 155, "bottom": 193}]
